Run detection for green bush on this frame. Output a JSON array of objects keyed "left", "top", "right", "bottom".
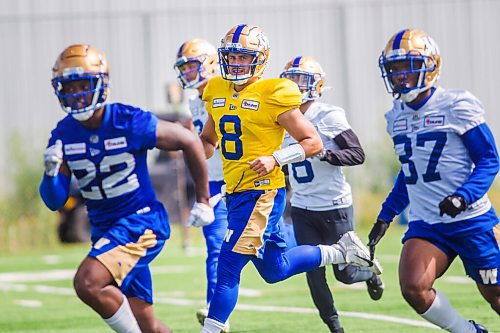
[{"left": 0, "top": 134, "right": 60, "bottom": 252}]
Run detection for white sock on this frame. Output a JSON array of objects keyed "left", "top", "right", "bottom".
[
  {"left": 420, "top": 290, "right": 476, "bottom": 333},
  {"left": 318, "top": 244, "right": 344, "bottom": 267},
  {"left": 201, "top": 317, "right": 226, "bottom": 333},
  {"left": 103, "top": 295, "right": 142, "bottom": 333}
]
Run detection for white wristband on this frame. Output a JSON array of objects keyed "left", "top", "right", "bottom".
[{"left": 272, "top": 144, "right": 306, "bottom": 166}]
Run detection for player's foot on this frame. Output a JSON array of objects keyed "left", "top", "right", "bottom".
[
  {"left": 336, "top": 231, "right": 373, "bottom": 268},
  {"left": 469, "top": 320, "right": 488, "bottom": 333},
  {"left": 197, "top": 307, "right": 230, "bottom": 332},
  {"left": 196, "top": 307, "right": 208, "bottom": 326},
  {"left": 366, "top": 273, "right": 385, "bottom": 300},
  {"left": 332, "top": 328, "right": 345, "bottom": 333}
]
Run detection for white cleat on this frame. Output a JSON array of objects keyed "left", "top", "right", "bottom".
[
  {"left": 197, "top": 307, "right": 230, "bottom": 333},
  {"left": 371, "top": 257, "right": 383, "bottom": 275},
  {"left": 337, "top": 231, "right": 373, "bottom": 268}
]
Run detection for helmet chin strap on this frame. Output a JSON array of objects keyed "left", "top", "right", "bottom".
[
  {"left": 71, "top": 109, "right": 95, "bottom": 121},
  {"left": 400, "top": 84, "right": 433, "bottom": 103}
]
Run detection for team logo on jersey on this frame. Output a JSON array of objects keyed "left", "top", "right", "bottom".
[
  {"left": 229, "top": 104, "right": 237, "bottom": 110},
  {"left": 424, "top": 115, "right": 445, "bottom": 127},
  {"left": 64, "top": 142, "right": 86, "bottom": 155},
  {"left": 90, "top": 135, "right": 99, "bottom": 144},
  {"left": 241, "top": 99, "right": 260, "bottom": 111},
  {"left": 90, "top": 148, "right": 101, "bottom": 156},
  {"left": 104, "top": 137, "right": 127, "bottom": 150},
  {"left": 212, "top": 98, "right": 226, "bottom": 108},
  {"left": 393, "top": 119, "right": 407, "bottom": 132},
  {"left": 93, "top": 237, "right": 110, "bottom": 250},
  {"left": 479, "top": 268, "right": 498, "bottom": 284},
  {"left": 254, "top": 179, "right": 270, "bottom": 187}
]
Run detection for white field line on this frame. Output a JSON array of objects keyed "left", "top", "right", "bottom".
[{"left": 1, "top": 282, "right": 439, "bottom": 330}]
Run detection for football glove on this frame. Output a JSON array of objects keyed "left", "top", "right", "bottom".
[
  {"left": 368, "top": 218, "right": 390, "bottom": 261},
  {"left": 220, "top": 184, "right": 227, "bottom": 204},
  {"left": 185, "top": 202, "right": 215, "bottom": 228},
  {"left": 438, "top": 194, "right": 467, "bottom": 218},
  {"left": 44, "top": 139, "right": 63, "bottom": 177}
]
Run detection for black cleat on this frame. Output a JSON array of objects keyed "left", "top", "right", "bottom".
[
  {"left": 366, "top": 273, "right": 385, "bottom": 301},
  {"left": 469, "top": 320, "right": 488, "bottom": 333}
]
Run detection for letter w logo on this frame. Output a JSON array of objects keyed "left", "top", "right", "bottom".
[
  {"left": 479, "top": 268, "right": 498, "bottom": 284},
  {"left": 224, "top": 229, "right": 234, "bottom": 243}
]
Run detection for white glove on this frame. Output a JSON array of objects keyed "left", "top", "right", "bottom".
[
  {"left": 220, "top": 184, "right": 227, "bottom": 203},
  {"left": 185, "top": 202, "right": 215, "bottom": 227},
  {"left": 44, "top": 139, "right": 63, "bottom": 177}
]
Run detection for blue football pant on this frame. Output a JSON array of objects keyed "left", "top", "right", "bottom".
[
  {"left": 206, "top": 242, "right": 322, "bottom": 324},
  {"left": 202, "top": 200, "right": 228, "bottom": 305}
]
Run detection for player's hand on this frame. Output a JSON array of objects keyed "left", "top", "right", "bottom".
[
  {"left": 44, "top": 139, "right": 63, "bottom": 177},
  {"left": 368, "top": 218, "right": 389, "bottom": 261},
  {"left": 185, "top": 202, "right": 215, "bottom": 228},
  {"left": 220, "top": 184, "right": 227, "bottom": 204},
  {"left": 249, "top": 156, "right": 277, "bottom": 176},
  {"left": 439, "top": 194, "right": 467, "bottom": 218},
  {"left": 313, "top": 149, "right": 326, "bottom": 160}
]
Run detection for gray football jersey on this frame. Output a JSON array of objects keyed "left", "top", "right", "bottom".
[
  {"left": 385, "top": 87, "right": 491, "bottom": 224},
  {"left": 188, "top": 95, "right": 224, "bottom": 182},
  {"left": 284, "top": 102, "right": 353, "bottom": 211}
]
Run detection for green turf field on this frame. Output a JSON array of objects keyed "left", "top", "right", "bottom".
[{"left": 0, "top": 224, "right": 498, "bottom": 333}]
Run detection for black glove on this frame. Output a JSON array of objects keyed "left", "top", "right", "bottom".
[
  {"left": 368, "top": 218, "right": 390, "bottom": 261},
  {"left": 438, "top": 194, "right": 467, "bottom": 218}
]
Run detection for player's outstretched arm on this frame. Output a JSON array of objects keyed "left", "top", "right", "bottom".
[
  {"left": 199, "top": 114, "right": 218, "bottom": 159},
  {"left": 278, "top": 108, "right": 323, "bottom": 157},
  {"left": 155, "top": 120, "right": 210, "bottom": 205}
]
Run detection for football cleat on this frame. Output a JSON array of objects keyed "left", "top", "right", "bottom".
[
  {"left": 197, "top": 307, "right": 230, "bottom": 333},
  {"left": 469, "top": 320, "right": 488, "bottom": 333},
  {"left": 371, "top": 257, "right": 384, "bottom": 275},
  {"left": 366, "top": 273, "right": 385, "bottom": 301},
  {"left": 336, "top": 231, "right": 373, "bottom": 268}
]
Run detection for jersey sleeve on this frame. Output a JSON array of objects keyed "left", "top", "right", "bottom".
[
  {"left": 316, "top": 108, "right": 351, "bottom": 140},
  {"left": 131, "top": 108, "right": 158, "bottom": 150},
  {"left": 201, "top": 77, "right": 215, "bottom": 115},
  {"left": 448, "top": 91, "right": 486, "bottom": 135},
  {"left": 266, "top": 79, "right": 302, "bottom": 121}
]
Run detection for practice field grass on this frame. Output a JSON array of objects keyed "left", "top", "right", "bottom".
[{"left": 0, "top": 224, "right": 498, "bottom": 333}]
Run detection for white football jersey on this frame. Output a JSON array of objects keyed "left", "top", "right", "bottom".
[
  {"left": 385, "top": 87, "right": 491, "bottom": 224},
  {"left": 284, "top": 102, "right": 352, "bottom": 211},
  {"left": 188, "top": 95, "right": 224, "bottom": 182}
]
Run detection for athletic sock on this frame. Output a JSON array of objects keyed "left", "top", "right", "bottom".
[
  {"left": 318, "top": 244, "right": 344, "bottom": 267},
  {"left": 201, "top": 317, "right": 226, "bottom": 333},
  {"left": 103, "top": 295, "right": 142, "bottom": 333},
  {"left": 420, "top": 290, "right": 476, "bottom": 333}
]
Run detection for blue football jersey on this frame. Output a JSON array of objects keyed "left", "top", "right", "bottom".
[{"left": 47, "top": 103, "right": 159, "bottom": 225}]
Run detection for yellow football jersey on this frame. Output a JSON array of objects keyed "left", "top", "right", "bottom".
[{"left": 203, "top": 76, "right": 302, "bottom": 193}]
